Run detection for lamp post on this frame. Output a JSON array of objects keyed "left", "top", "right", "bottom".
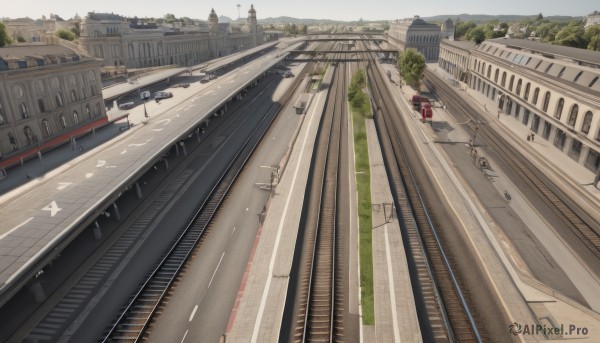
[{"left": 143, "top": 98, "right": 148, "bottom": 118}]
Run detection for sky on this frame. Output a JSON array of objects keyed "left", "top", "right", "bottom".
[{"left": 2, "top": 0, "right": 598, "bottom": 22}]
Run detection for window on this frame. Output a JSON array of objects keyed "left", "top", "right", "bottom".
[
  {"left": 582, "top": 111, "right": 593, "bottom": 134},
  {"left": 585, "top": 150, "right": 600, "bottom": 172},
  {"left": 545, "top": 63, "right": 554, "bottom": 73},
  {"left": 542, "top": 91, "right": 551, "bottom": 112},
  {"left": 0, "top": 100, "right": 4, "bottom": 125},
  {"left": 95, "top": 103, "right": 101, "bottom": 117},
  {"left": 20, "top": 103, "right": 29, "bottom": 119},
  {"left": 24, "top": 126, "right": 35, "bottom": 145},
  {"left": 70, "top": 89, "right": 78, "bottom": 102},
  {"left": 494, "top": 69, "right": 499, "bottom": 83},
  {"left": 85, "top": 104, "right": 91, "bottom": 119},
  {"left": 557, "top": 67, "right": 566, "bottom": 78},
  {"left": 555, "top": 98, "right": 564, "bottom": 119},
  {"left": 574, "top": 71, "right": 583, "bottom": 82},
  {"left": 90, "top": 85, "right": 97, "bottom": 96},
  {"left": 487, "top": 65, "right": 492, "bottom": 78},
  {"left": 589, "top": 76, "right": 599, "bottom": 88},
  {"left": 570, "top": 140, "right": 582, "bottom": 161},
  {"left": 522, "top": 108, "right": 530, "bottom": 125},
  {"left": 73, "top": 111, "right": 79, "bottom": 125},
  {"left": 55, "top": 93, "right": 64, "bottom": 107},
  {"left": 38, "top": 99, "right": 46, "bottom": 113},
  {"left": 60, "top": 114, "right": 67, "bottom": 129},
  {"left": 553, "top": 129, "right": 566, "bottom": 150},
  {"left": 532, "top": 88, "right": 540, "bottom": 105},
  {"left": 8, "top": 133, "right": 18, "bottom": 151},
  {"left": 568, "top": 105, "right": 579, "bottom": 127},
  {"left": 509, "top": 75, "right": 515, "bottom": 91},
  {"left": 41, "top": 119, "right": 51, "bottom": 138},
  {"left": 501, "top": 72, "right": 507, "bottom": 87},
  {"left": 532, "top": 114, "right": 540, "bottom": 133},
  {"left": 514, "top": 79, "right": 522, "bottom": 96},
  {"left": 524, "top": 83, "right": 531, "bottom": 100},
  {"left": 542, "top": 122, "right": 552, "bottom": 139}
]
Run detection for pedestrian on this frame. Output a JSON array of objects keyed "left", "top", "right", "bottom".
[
  {"left": 527, "top": 134, "right": 531, "bottom": 141},
  {"left": 530, "top": 130, "right": 535, "bottom": 142}
]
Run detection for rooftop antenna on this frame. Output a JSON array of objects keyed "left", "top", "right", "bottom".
[{"left": 237, "top": 4, "right": 241, "bottom": 19}]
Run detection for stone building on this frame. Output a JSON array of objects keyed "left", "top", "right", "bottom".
[
  {"left": 78, "top": 6, "right": 265, "bottom": 69},
  {"left": 439, "top": 38, "right": 600, "bottom": 172},
  {"left": 441, "top": 18, "right": 454, "bottom": 40},
  {"left": 3, "top": 14, "right": 80, "bottom": 43},
  {"left": 438, "top": 39, "right": 475, "bottom": 82},
  {"left": 0, "top": 45, "right": 106, "bottom": 164},
  {"left": 387, "top": 15, "right": 442, "bottom": 61}
]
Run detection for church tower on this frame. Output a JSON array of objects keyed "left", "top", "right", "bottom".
[
  {"left": 246, "top": 5, "right": 257, "bottom": 33},
  {"left": 208, "top": 8, "right": 219, "bottom": 35}
]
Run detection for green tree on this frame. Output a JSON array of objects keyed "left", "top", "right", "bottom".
[
  {"left": 554, "top": 21, "right": 587, "bottom": 48},
  {"left": 164, "top": 13, "right": 177, "bottom": 23},
  {"left": 466, "top": 26, "right": 486, "bottom": 44},
  {"left": 56, "top": 29, "right": 76, "bottom": 41},
  {"left": 537, "top": 13, "right": 544, "bottom": 20},
  {"left": 16, "top": 36, "right": 26, "bottom": 43},
  {"left": 584, "top": 25, "right": 600, "bottom": 51},
  {"left": 455, "top": 20, "right": 476, "bottom": 39},
  {"left": 397, "top": 49, "right": 426, "bottom": 89},
  {"left": 0, "top": 22, "right": 12, "bottom": 47}
]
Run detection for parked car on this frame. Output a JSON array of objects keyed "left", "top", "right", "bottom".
[
  {"left": 118, "top": 102, "right": 135, "bottom": 110},
  {"left": 154, "top": 91, "right": 173, "bottom": 99}
]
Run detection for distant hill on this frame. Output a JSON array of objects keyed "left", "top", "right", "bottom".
[
  {"left": 259, "top": 17, "right": 339, "bottom": 25},
  {"left": 422, "top": 14, "right": 581, "bottom": 24}
]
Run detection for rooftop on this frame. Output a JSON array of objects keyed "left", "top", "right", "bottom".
[
  {"left": 0, "top": 45, "right": 84, "bottom": 72},
  {"left": 488, "top": 38, "right": 600, "bottom": 67}
]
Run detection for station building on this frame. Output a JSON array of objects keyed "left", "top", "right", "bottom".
[
  {"left": 439, "top": 38, "right": 600, "bottom": 172},
  {"left": 78, "top": 6, "right": 265, "bottom": 69},
  {"left": 0, "top": 45, "right": 106, "bottom": 166},
  {"left": 387, "top": 15, "right": 442, "bottom": 61}
]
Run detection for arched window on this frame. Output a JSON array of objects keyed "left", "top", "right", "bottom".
[
  {"left": 501, "top": 72, "right": 507, "bottom": 87},
  {"left": 38, "top": 99, "right": 46, "bottom": 113},
  {"left": 487, "top": 65, "right": 492, "bottom": 78},
  {"left": 542, "top": 92, "right": 551, "bottom": 112},
  {"left": 494, "top": 69, "right": 499, "bottom": 83},
  {"left": 24, "top": 126, "right": 34, "bottom": 145},
  {"left": 60, "top": 114, "right": 67, "bottom": 129},
  {"left": 532, "top": 88, "right": 540, "bottom": 105},
  {"left": 568, "top": 105, "right": 579, "bottom": 126},
  {"left": 515, "top": 79, "right": 522, "bottom": 95},
  {"left": 95, "top": 103, "right": 101, "bottom": 117},
  {"left": 41, "top": 119, "right": 51, "bottom": 138},
  {"left": 20, "top": 103, "right": 29, "bottom": 119},
  {"left": 509, "top": 75, "right": 515, "bottom": 91},
  {"left": 582, "top": 111, "right": 593, "bottom": 134},
  {"left": 55, "top": 93, "right": 64, "bottom": 107},
  {"left": 70, "top": 89, "right": 78, "bottom": 102},
  {"left": 482, "top": 62, "right": 486, "bottom": 74},
  {"left": 555, "top": 98, "right": 564, "bottom": 119},
  {"left": 524, "top": 83, "right": 531, "bottom": 100},
  {"left": 85, "top": 104, "right": 91, "bottom": 119},
  {"left": 8, "top": 133, "right": 18, "bottom": 151},
  {"left": 73, "top": 111, "right": 79, "bottom": 125}
]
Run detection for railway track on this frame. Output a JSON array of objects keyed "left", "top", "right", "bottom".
[
  {"left": 100, "top": 63, "right": 312, "bottom": 343},
  {"left": 423, "top": 69, "right": 600, "bottom": 262},
  {"left": 292, "top": 54, "right": 347, "bottom": 342},
  {"left": 360, "top": 41, "right": 483, "bottom": 342}
]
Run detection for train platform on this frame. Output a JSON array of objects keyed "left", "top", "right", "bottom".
[
  {"left": 365, "top": 119, "right": 422, "bottom": 342},
  {"left": 225, "top": 66, "right": 333, "bottom": 342},
  {"left": 378, "top": 60, "right": 600, "bottom": 341},
  {"left": 0, "top": 44, "right": 303, "bottom": 305}
]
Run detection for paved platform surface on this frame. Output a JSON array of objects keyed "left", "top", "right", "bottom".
[
  {"left": 0, "top": 42, "right": 304, "bottom": 298},
  {"left": 366, "top": 119, "right": 422, "bottom": 342},
  {"left": 379, "top": 61, "right": 600, "bottom": 341},
  {"left": 225, "top": 66, "right": 333, "bottom": 342}
]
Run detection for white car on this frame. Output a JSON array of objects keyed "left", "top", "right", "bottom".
[{"left": 154, "top": 91, "right": 173, "bottom": 99}]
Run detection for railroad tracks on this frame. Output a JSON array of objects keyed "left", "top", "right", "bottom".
[
  {"left": 360, "top": 41, "right": 483, "bottom": 342},
  {"left": 423, "top": 69, "right": 600, "bottom": 263},
  {"left": 100, "top": 64, "right": 312, "bottom": 342},
  {"left": 292, "top": 58, "right": 347, "bottom": 342}
]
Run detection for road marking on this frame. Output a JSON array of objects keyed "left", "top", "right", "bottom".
[
  {"left": 152, "top": 129, "right": 164, "bottom": 132},
  {"left": 189, "top": 305, "right": 198, "bottom": 322},
  {"left": 96, "top": 160, "right": 107, "bottom": 168},
  {"left": 0, "top": 217, "right": 33, "bottom": 240},
  {"left": 56, "top": 182, "right": 72, "bottom": 190},
  {"left": 41, "top": 201, "right": 62, "bottom": 217},
  {"left": 384, "top": 225, "right": 401, "bottom": 342},
  {"left": 208, "top": 252, "right": 225, "bottom": 288},
  {"left": 180, "top": 329, "right": 189, "bottom": 343},
  {"left": 231, "top": 227, "right": 236, "bottom": 236},
  {"left": 120, "top": 149, "right": 127, "bottom": 155},
  {"left": 156, "top": 118, "right": 172, "bottom": 126},
  {"left": 85, "top": 173, "right": 94, "bottom": 178}
]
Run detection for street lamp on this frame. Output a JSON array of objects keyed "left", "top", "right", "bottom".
[{"left": 143, "top": 98, "right": 148, "bottom": 118}]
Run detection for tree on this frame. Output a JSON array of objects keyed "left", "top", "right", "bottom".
[
  {"left": 56, "top": 29, "right": 76, "bottom": 41},
  {"left": 537, "top": 13, "right": 544, "bottom": 20},
  {"left": 16, "top": 36, "right": 26, "bottom": 43},
  {"left": 554, "top": 21, "right": 587, "bottom": 48},
  {"left": 466, "top": 26, "right": 486, "bottom": 44},
  {"left": 584, "top": 25, "right": 600, "bottom": 51},
  {"left": 455, "top": 20, "right": 476, "bottom": 39},
  {"left": 397, "top": 49, "right": 426, "bottom": 89},
  {"left": 0, "top": 22, "right": 12, "bottom": 47}
]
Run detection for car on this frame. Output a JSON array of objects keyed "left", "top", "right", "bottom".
[
  {"left": 118, "top": 102, "right": 135, "bottom": 110},
  {"left": 154, "top": 91, "right": 173, "bottom": 99}
]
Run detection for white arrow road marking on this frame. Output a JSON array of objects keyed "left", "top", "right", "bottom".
[
  {"left": 120, "top": 150, "right": 127, "bottom": 155},
  {"left": 96, "top": 160, "right": 107, "bottom": 168},
  {"left": 56, "top": 182, "right": 72, "bottom": 190},
  {"left": 128, "top": 138, "right": 153, "bottom": 147},
  {"left": 41, "top": 201, "right": 62, "bottom": 217},
  {"left": 156, "top": 118, "right": 172, "bottom": 126},
  {"left": 85, "top": 173, "right": 94, "bottom": 178}
]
